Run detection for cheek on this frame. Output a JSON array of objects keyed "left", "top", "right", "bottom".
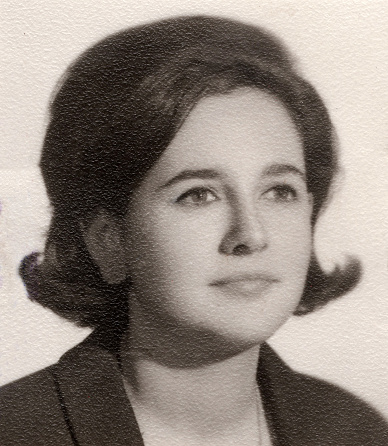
[
  {"left": 258, "top": 214, "right": 312, "bottom": 333},
  {"left": 125, "top": 207, "right": 221, "bottom": 286},
  {"left": 266, "top": 209, "right": 312, "bottom": 276}
]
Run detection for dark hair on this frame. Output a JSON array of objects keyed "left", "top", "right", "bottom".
[{"left": 20, "top": 15, "right": 360, "bottom": 327}]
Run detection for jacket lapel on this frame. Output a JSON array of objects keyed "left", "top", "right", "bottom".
[
  {"left": 53, "top": 337, "right": 144, "bottom": 446},
  {"left": 258, "top": 343, "right": 294, "bottom": 446}
]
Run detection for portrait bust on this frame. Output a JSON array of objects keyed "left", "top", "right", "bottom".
[{"left": 1, "top": 3, "right": 387, "bottom": 446}]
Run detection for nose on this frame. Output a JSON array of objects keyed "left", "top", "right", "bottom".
[{"left": 219, "top": 200, "right": 268, "bottom": 256}]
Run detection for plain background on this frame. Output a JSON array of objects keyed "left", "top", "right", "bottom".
[{"left": 1, "top": 0, "right": 388, "bottom": 420}]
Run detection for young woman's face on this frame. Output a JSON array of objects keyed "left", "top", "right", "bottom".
[{"left": 123, "top": 88, "right": 313, "bottom": 347}]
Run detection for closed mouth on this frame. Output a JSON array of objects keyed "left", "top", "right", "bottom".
[
  {"left": 211, "top": 273, "right": 279, "bottom": 286},
  {"left": 210, "top": 274, "right": 279, "bottom": 298}
]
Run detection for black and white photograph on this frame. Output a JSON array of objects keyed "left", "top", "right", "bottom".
[{"left": 1, "top": 1, "right": 388, "bottom": 445}]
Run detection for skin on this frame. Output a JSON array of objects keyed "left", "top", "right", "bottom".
[
  {"left": 122, "top": 87, "right": 312, "bottom": 353},
  {"left": 90, "top": 88, "right": 313, "bottom": 445}
]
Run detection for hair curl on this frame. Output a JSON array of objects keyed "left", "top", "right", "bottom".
[{"left": 20, "top": 15, "right": 361, "bottom": 327}]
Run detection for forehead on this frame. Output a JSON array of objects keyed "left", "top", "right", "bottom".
[{"left": 149, "top": 88, "right": 305, "bottom": 181}]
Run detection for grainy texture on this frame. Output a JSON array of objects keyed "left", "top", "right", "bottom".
[{"left": 1, "top": 330, "right": 387, "bottom": 445}]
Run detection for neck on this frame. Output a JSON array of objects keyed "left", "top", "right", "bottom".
[{"left": 119, "top": 298, "right": 264, "bottom": 443}]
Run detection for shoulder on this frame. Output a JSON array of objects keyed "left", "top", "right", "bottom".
[
  {"left": 0, "top": 366, "right": 73, "bottom": 445},
  {"left": 260, "top": 343, "right": 388, "bottom": 446},
  {"left": 0, "top": 332, "right": 141, "bottom": 446}
]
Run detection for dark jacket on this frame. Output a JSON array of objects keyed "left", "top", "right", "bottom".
[{"left": 1, "top": 328, "right": 387, "bottom": 446}]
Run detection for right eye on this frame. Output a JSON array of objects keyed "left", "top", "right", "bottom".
[{"left": 176, "top": 187, "right": 219, "bottom": 207}]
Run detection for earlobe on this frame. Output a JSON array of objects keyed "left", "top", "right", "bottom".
[{"left": 82, "top": 210, "right": 127, "bottom": 284}]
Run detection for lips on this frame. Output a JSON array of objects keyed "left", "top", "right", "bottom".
[{"left": 210, "top": 274, "right": 279, "bottom": 299}]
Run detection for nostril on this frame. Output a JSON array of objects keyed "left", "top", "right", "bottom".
[
  {"left": 219, "top": 212, "right": 268, "bottom": 256},
  {"left": 232, "top": 244, "right": 251, "bottom": 256}
]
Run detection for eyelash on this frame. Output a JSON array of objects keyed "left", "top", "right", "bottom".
[
  {"left": 263, "top": 185, "right": 298, "bottom": 203},
  {"left": 175, "top": 184, "right": 299, "bottom": 207},
  {"left": 176, "top": 187, "right": 219, "bottom": 206}
]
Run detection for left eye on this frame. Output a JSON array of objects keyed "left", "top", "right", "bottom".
[
  {"left": 263, "top": 185, "right": 298, "bottom": 202},
  {"left": 176, "top": 187, "right": 218, "bottom": 206}
]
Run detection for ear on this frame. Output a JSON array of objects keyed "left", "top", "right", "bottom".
[{"left": 82, "top": 210, "right": 127, "bottom": 284}]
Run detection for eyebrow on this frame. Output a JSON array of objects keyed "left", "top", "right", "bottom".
[
  {"left": 160, "top": 164, "right": 306, "bottom": 190},
  {"left": 159, "top": 169, "right": 222, "bottom": 189},
  {"left": 263, "top": 163, "right": 306, "bottom": 181}
]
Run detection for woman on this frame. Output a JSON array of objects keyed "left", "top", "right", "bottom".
[{"left": 1, "top": 15, "right": 387, "bottom": 446}]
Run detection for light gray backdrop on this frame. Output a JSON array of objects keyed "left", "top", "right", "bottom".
[{"left": 1, "top": 0, "right": 388, "bottom": 419}]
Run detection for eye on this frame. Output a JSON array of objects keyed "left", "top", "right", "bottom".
[
  {"left": 176, "top": 187, "right": 219, "bottom": 206},
  {"left": 263, "top": 185, "right": 298, "bottom": 203}
]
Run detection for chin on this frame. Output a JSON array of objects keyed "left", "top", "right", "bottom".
[
  {"left": 191, "top": 309, "right": 290, "bottom": 354},
  {"left": 220, "top": 322, "right": 284, "bottom": 348},
  {"left": 208, "top": 296, "right": 299, "bottom": 345}
]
